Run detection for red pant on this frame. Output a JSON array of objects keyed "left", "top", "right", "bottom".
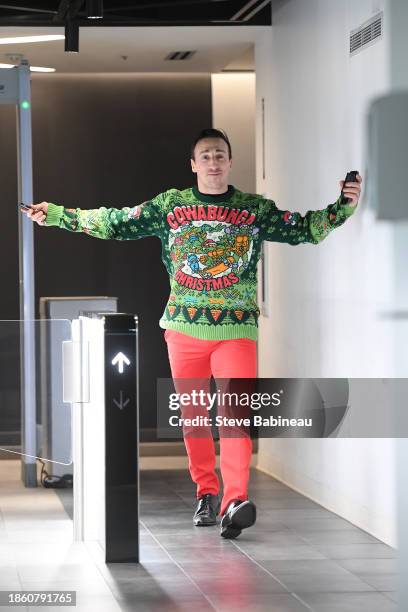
[{"left": 164, "top": 328, "right": 257, "bottom": 516}]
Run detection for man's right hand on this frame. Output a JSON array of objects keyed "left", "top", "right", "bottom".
[{"left": 23, "top": 202, "right": 49, "bottom": 226}]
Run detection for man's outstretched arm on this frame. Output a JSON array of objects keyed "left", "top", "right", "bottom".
[
  {"left": 22, "top": 192, "right": 169, "bottom": 240},
  {"left": 260, "top": 174, "right": 362, "bottom": 245}
]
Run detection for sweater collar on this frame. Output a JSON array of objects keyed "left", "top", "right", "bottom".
[{"left": 192, "top": 184, "right": 235, "bottom": 203}]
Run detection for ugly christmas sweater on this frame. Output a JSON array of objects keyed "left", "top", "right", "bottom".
[{"left": 45, "top": 185, "right": 357, "bottom": 341}]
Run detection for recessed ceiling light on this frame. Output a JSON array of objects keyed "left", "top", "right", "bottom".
[
  {"left": 0, "top": 62, "right": 55, "bottom": 72},
  {"left": 0, "top": 35, "right": 65, "bottom": 45},
  {"left": 30, "top": 66, "right": 56, "bottom": 73}
]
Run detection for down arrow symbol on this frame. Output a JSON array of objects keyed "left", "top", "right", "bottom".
[{"left": 113, "top": 391, "right": 130, "bottom": 410}]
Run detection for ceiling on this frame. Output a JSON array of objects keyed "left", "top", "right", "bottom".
[
  {"left": 0, "top": 1, "right": 272, "bottom": 27},
  {"left": 0, "top": 26, "right": 261, "bottom": 72},
  {"left": 0, "top": 1, "right": 270, "bottom": 72}
]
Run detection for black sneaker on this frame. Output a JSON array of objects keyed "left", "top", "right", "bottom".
[
  {"left": 220, "top": 499, "right": 256, "bottom": 539},
  {"left": 193, "top": 493, "right": 221, "bottom": 526}
]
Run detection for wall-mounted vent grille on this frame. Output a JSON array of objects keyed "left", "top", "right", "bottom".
[
  {"left": 350, "top": 12, "right": 383, "bottom": 56},
  {"left": 165, "top": 51, "right": 196, "bottom": 61}
]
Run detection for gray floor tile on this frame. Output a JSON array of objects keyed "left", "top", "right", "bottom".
[
  {"left": 192, "top": 573, "right": 289, "bottom": 596},
  {"left": 236, "top": 530, "right": 319, "bottom": 547},
  {"left": 141, "top": 499, "right": 190, "bottom": 508},
  {"left": 102, "top": 561, "right": 187, "bottom": 583},
  {"left": 260, "top": 559, "right": 376, "bottom": 593},
  {"left": 0, "top": 558, "right": 17, "bottom": 568},
  {"left": 310, "top": 543, "right": 397, "bottom": 560},
  {"left": 16, "top": 562, "right": 107, "bottom": 583},
  {"left": 140, "top": 504, "right": 191, "bottom": 515},
  {"left": 141, "top": 522, "right": 197, "bottom": 534},
  {"left": 256, "top": 508, "right": 341, "bottom": 521},
  {"left": 140, "top": 532, "right": 160, "bottom": 544},
  {"left": 295, "top": 529, "right": 380, "bottom": 546},
  {"left": 141, "top": 511, "right": 194, "bottom": 524},
  {"left": 108, "top": 575, "right": 205, "bottom": 599},
  {"left": 178, "top": 558, "right": 268, "bottom": 579},
  {"left": 283, "top": 517, "right": 365, "bottom": 531},
  {"left": 18, "top": 578, "right": 115, "bottom": 594},
  {"left": 300, "top": 591, "right": 398, "bottom": 611},
  {"left": 154, "top": 532, "right": 229, "bottom": 548},
  {"left": 139, "top": 544, "right": 173, "bottom": 563},
  {"left": 164, "top": 545, "right": 248, "bottom": 564},
  {"left": 383, "top": 590, "right": 399, "bottom": 603},
  {"left": 336, "top": 558, "right": 398, "bottom": 574},
  {"left": 232, "top": 531, "right": 328, "bottom": 561},
  {"left": 207, "top": 592, "right": 310, "bottom": 611},
  {"left": 249, "top": 522, "right": 295, "bottom": 535},
  {"left": 353, "top": 574, "right": 398, "bottom": 592},
  {"left": 0, "top": 578, "right": 21, "bottom": 589},
  {"left": 0, "top": 565, "right": 21, "bottom": 583},
  {"left": 232, "top": 543, "right": 327, "bottom": 561},
  {"left": 253, "top": 498, "right": 325, "bottom": 510},
  {"left": 10, "top": 549, "right": 94, "bottom": 566},
  {"left": 117, "top": 594, "right": 215, "bottom": 612},
  {"left": 233, "top": 525, "right": 303, "bottom": 541},
  {"left": 248, "top": 488, "right": 306, "bottom": 497},
  {"left": 142, "top": 521, "right": 216, "bottom": 535}
]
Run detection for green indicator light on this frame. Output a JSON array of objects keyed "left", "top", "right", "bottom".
[{"left": 21, "top": 100, "right": 30, "bottom": 110}]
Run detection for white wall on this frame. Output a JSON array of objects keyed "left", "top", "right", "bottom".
[
  {"left": 387, "top": 0, "right": 408, "bottom": 605},
  {"left": 211, "top": 73, "right": 256, "bottom": 193},
  {"left": 255, "top": 0, "right": 397, "bottom": 546}
]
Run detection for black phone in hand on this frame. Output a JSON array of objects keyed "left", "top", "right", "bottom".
[{"left": 340, "top": 170, "right": 359, "bottom": 204}]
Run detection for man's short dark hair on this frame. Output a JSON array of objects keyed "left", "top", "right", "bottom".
[{"left": 191, "top": 128, "right": 232, "bottom": 160}]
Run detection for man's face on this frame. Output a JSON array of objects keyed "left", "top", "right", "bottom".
[{"left": 191, "top": 137, "right": 232, "bottom": 193}]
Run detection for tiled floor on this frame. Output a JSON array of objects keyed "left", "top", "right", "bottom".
[{"left": 0, "top": 460, "right": 399, "bottom": 612}]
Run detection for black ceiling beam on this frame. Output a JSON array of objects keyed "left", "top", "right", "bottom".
[
  {"left": 103, "top": 0, "right": 229, "bottom": 12},
  {"left": 0, "top": 18, "right": 254, "bottom": 26},
  {"left": 0, "top": 4, "right": 56, "bottom": 13},
  {"left": 0, "top": 0, "right": 271, "bottom": 26},
  {"left": 81, "top": 18, "right": 246, "bottom": 25},
  {"left": 0, "top": 15, "right": 60, "bottom": 24}
]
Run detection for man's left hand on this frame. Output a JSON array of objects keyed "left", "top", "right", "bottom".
[{"left": 339, "top": 173, "right": 362, "bottom": 207}]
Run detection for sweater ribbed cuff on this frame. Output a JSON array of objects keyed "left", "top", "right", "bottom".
[
  {"left": 342, "top": 203, "right": 358, "bottom": 216},
  {"left": 45, "top": 203, "right": 64, "bottom": 227},
  {"left": 336, "top": 195, "right": 358, "bottom": 217}
]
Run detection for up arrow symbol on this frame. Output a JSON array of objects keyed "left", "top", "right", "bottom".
[{"left": 112, "top": 352, "right": 130, "bottom": 374}]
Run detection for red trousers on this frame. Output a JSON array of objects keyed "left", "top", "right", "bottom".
[{"left": 164, "top": 328, "right": 257, "bottom": 516}]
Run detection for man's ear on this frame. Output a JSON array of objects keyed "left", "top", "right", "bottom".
[{"left": 191, "top": 158, "right": 197, "bottom": 173}]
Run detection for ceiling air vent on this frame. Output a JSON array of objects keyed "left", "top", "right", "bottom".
[
  {"left": 165, "top": 51, "right": 196, "bottom": 61},
  {"left": 350, "top": 12, "right": 383, "bottom": 56}
]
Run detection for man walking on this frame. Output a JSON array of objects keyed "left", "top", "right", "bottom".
[{"left": 24, "top": 128, "right": 362, "bottom": 539}]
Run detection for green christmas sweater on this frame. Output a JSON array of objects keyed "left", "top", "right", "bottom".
[{"left": 45, "top": 185, "right": 357, "bottom": 341}]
